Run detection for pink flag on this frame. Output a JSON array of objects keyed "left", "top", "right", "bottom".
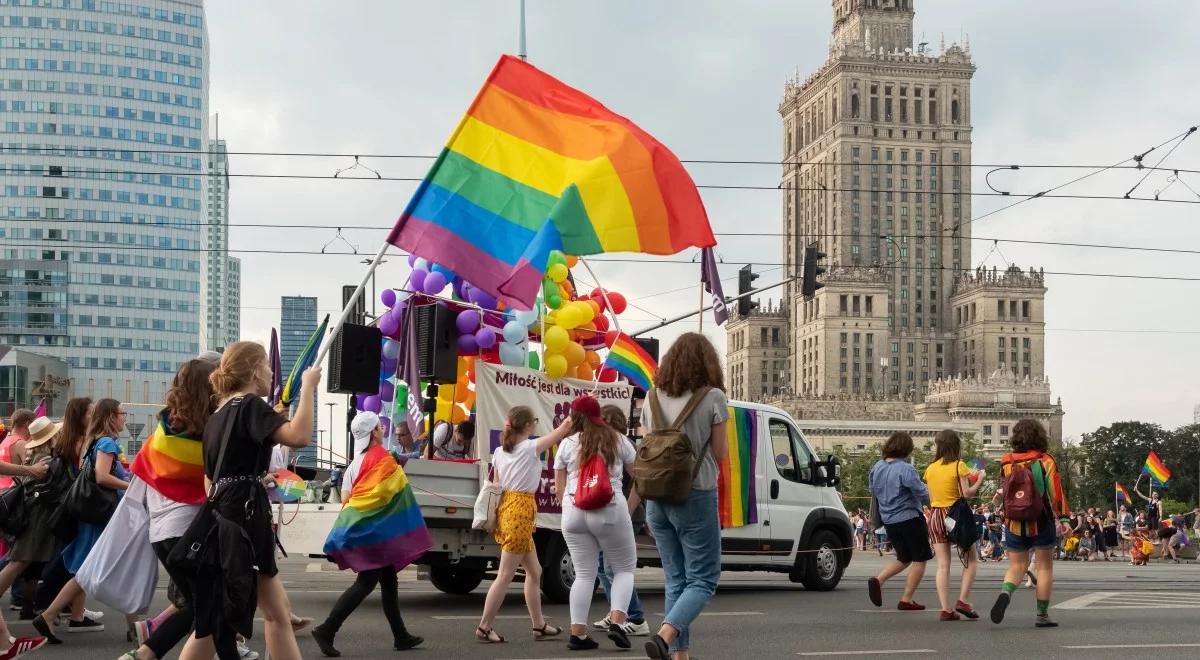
[{"left": 32, "top": 398, "right": 46, "bottom": 418}]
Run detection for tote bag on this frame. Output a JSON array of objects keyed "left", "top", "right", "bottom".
[
  {"left": 472, "top": 482, "right": 503, "bottom": 532},
  {"left": 74, "top": 478, "right": 158, "bottom": 615}
]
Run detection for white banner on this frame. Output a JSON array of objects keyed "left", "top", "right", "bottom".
[{"left": 476, "top": 362, "right": 632, "bottom": 514}]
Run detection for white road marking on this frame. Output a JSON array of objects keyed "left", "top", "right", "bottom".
[
  {"left": 431, "top": 614, "right": 556, "bottom": 620},
  {"left": 1053, "top": 591, "right": 1118, "bottom": 609},
  {"left": 650, "top": 610, "right": 763, "bottom": 616},
  {"left": 510, "top": 657, "right": 633, "bottom": 660},
  {"left": 798, "top": 650, "right": 935, "bottom": 656},
  {"left": 1063, "top": 644, "right": 1200, "bottom": 650},
  {"left": 1055, "top": 591, "right": 1200, "bottom": 610},
  {"left": 305, "top": 562, "right": 323, "bottom": 573}
]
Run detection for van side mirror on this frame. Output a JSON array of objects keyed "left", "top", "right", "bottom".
[{"left": 823, "top": 455, "right": 843, "bottom": 488}]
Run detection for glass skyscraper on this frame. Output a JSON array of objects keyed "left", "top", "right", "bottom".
[
  {"left": 0, "top": 0, "right": 208, "bottom": 432},
  {"left": 281, "top": 295, "right": 318, "bottom": 467},
  {"left": 202, "top": 136, "right": 237, "bottom": 351}
]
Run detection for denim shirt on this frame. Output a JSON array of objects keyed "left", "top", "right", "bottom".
[{"left": 870, "top": 459, "right": 929, "bottom": 526}]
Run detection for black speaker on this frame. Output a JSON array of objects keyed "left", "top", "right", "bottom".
[
  {"left": 327, "top": 323, "right": 383, "bottom": 394},
  {"left": 342, "top": 285, "right": 367, "bottom": 326},
  {"left": 633, "top": 337, "right": 659, "bottom": 363},
  {"left": 415, "top": 303, "right": 458, "bottom": 384}
]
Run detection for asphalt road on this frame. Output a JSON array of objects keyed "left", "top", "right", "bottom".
[{"left": 15, "top": 552, "right": 1200, "bottom": 659}]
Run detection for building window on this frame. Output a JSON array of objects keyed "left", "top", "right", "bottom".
[
  {"left": 983, "top": 425, "right": 993, "bottom": 436},
  {"left": 1000, "top": 425, "right": 1010, "bottom": 436}
]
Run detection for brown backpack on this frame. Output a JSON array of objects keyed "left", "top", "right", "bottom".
[
  {"left": 633, "top": 388, "right": 711, "bottom": 504},
  {"left": 1002, "top": 457, "right": 1046, "bottom": 523}
]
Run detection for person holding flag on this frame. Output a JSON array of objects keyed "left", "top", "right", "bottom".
[{"left": 1133, "top": 451, "right": 1169, "bottom": 531}]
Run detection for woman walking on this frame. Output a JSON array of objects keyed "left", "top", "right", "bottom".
[
  {"left": 923, "top": 429, "right": 983, "bottom": 621},
  {"left": 176, "top": 341, "right": 320, "bottom": 660},
  {"left": 990, "top": 419, "right": 1068, "bottom": 628},
  {"left": 32, "top": 398, "right": 130, "bottom": 642},
  {"left": 475, "top": 407, "right": 572, "bottom": 644},
  {"left": 866, "top": 432, "right": 932, "bottom": 611},
  {"left": 641, "top": 333, "right": 728, "bottom": 660},
  {"left": 553, "top": 396, "right": 639, "bottom": 651}
]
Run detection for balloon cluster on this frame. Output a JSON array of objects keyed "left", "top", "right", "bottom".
[{"left": 539, "top": 250, "right": 625, "bottom": 382}]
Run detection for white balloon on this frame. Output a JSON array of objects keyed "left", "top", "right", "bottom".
[
  {"left": 499, "top": 342, "right": 525, "bottom": 367},
  {"left": 381, "top": 339, "right": 401, "bottom": 360}
]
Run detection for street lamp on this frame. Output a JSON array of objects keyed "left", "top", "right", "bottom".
[
  {"left": 326, "top": 402, "right": 336, "bottom": 465},
  {"left": 318, "top": 430, "right": 325, "bottom": 469},
  {"left": 360, "top": 258, "right": 388, "bottom": 318}
]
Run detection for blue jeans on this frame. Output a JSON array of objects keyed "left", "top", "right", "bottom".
[
  {"left": 647, "top": 489, "right": 720, "bottom": 653},
  {"left": 598, "top": 553, "right": 645, "bottom": 623}
]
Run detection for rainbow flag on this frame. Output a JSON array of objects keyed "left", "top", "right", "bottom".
[
  {"left": 607, "top": 332, "right": 656, "bottom": 390},
  {"left": 718, "top": 406, "right": 758, "bottom": 529},
  {"left": 1142, "top": 450, "right": 1172, "bottom": 485},
  {"left": 967, "top": 457, "right": 986, "bottom": 472},
  {"left": 269, "top": 468, "right": 308, "bottom": 503},
  {"left": 281, "top": 314, "right": 329, "bottom": 407},
  {"left": 1115, "top": 482, "right": 1131, "bottom": 503},
  {"left": 387, "top": 54, "right": 715, "bottom": 310},
  {"left": 324, "top": 445, "right": 432, "bottom": 572},
  {"left": 130, "top": 410, "right": 206, "bottom": 504}
]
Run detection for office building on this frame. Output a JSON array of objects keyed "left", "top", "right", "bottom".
[
  {"left": 201, "top": 136, "right": 238, "bottom": 351},
  {"left": 281, "top": 295, "right": 318, "bottom": 467}
]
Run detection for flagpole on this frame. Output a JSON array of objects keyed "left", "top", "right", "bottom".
[
  {"left": 518, "top": 0, "right": 527, "bottom": 60},
  {"left": 315, "top": 242, "right": 389, "bottom": 368},
  {"left": 698, "top": 282, "right": 704, "bottom": 332}
]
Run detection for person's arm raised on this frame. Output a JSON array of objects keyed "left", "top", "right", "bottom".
[{"left": 535, "top": 418, "right": 576, "bottom": 455}]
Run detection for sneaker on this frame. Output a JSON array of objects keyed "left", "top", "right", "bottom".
[
  {"left": 59, "top": 609, "right": 103, "bottom": 622},
  {"left": 607, "top": 623, "right": 631, "bottom": 649},
  {"left": 1035, "top": 613, "right": 1059, "bottom": 628},
  {"left": 30, "top": 616, "right": 60, "bottom": 645},
  {"left": 955, "top": 600, "right": 980, "bottom": 619},
  {"left": 939, "top": 610, "right": 961, "bottom": 621},
  {"left": 393, "top": 634, "right": 423, "bottom": 650},
  {"left": 592, "top": 615, "right": 612, "bottom": 631},
  {"left": 566, "top": 635, "right": 598, "bottom": 651},
  {"left": 619, "top": 619, "right": 651, "bottom": 637},
  {"left": 991, "top": 592, "right": 1011, "bottom": 624},
  {"left": 236, "top": 640, "right": 260, "bottom": 659},
  {"left": 135, "top": 619, "right": 156, "bottom": 646},
  {"left": 67, "top": 617, "right": 104, "bottom": 633},
  {"left": 897, "top": 600, "right": 925, "bottom": 611},
  {"left": 0, "top": 636, "right": 47, "bottom": 660}
]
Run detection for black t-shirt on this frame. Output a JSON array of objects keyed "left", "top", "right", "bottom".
[{"left": 203, "top": 396, "right": 287, "bottom": 479}]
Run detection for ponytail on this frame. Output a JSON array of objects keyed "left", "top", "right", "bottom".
[{"left": 500, "top": 406, "right": 536, "bottom": 452}]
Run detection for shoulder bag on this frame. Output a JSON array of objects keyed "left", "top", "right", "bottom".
[
  {"left": 61, "top": 439, "right": 119, "bottom": 525},
  {"left": 944, "top": 462, "right": 980, "bottom": 564},
  {"left": 0, "top": 482, "right": 29, "bottom": 536}
]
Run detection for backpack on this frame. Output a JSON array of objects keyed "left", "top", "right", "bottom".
[
  {"left": 573, "top": 453, "right": 614, "bottom": 510},
  {"left": 1002, "top": 456, "right": 1046, "bottom": 523},
  {"left": 633, "top": 388, "right": 712, "bottom": 504}
]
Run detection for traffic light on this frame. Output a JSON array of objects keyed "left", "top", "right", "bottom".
[
  {"left": 801, "top": 242, "right": 827, "bottom": 298},
  {"left": 737, "top": 264, "right": 759, "bottom": 317}
]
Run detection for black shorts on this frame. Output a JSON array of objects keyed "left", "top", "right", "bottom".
[{"left": 886, "top": 515, "right": 934, "bottom": 563}]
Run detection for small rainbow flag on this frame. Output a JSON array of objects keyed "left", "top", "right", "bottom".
[
  {"left": 1142, "top": 450, "right": 1172, "bottom": 485},
  {"left": 130, "top": 410, "right": 206, "bottom": 504},
  {"left": 1115, "top": 482, "right": 1132, "bottom": 502},
  {"left": 269, "top": 468, "right": 308, "bottom": 504},
  {"left": 607, "top": 332, "right": 656, "bottom": 390},
  {"left": 324, "top": 445, "right": 432, "bottom": 572},
  {"left": 718, "top": 406, "right": 758, "bottom": 529},
  {"left": 967, "top": 457, "right": 986, "bottom": 472}
]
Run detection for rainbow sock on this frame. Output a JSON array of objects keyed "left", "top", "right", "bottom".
[
  {"left": 1037, "top": 599, "right": 1049, "bottom": 615},
  {"left": 1002, "top": 582, "right": 1017, "bottom": 595}
]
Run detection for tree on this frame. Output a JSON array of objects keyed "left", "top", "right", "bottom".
[{"left": 1078, "top": 422, "right": 1172, "bottom": 510}]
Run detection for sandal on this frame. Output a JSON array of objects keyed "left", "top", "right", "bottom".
[
  {"left": 475, "top": 626, "right": 505, "bottom": 643},
  {"left": 532, "top": 622, "right": 562, "bottom": 640}
]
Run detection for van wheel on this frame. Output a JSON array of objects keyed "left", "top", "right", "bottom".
[
  {"left": 541, "top": 535, "right": 574, "bottom": 604},
  {"left": 429, "top": 564, "right": 485, "bottom": 595},
  {"left": 799, "top": 529, "right": 845, "bottom": 591}
]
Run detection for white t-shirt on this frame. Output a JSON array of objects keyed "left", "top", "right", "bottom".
[
  {"left": 146, "top": 484, "right": 201, "bottom": 543},
  {"left": 341, "top": 450, "right": 369, "bottom": 502},
  {"left": 553, "top": 433, "right": 636, "bottom": 503},
  {"left": 492, "top": 438, "right": 543, "bottom": 493}
]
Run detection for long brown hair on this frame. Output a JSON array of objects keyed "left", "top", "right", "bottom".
[
  {"left": 933, "top": 429, "right": 961, "bottom": 463},
  {"left": 166, "top": 359, "right": 217, "bottom": 437},
  {"left": 56, "top": 396, "right": 91, "bottom": 469},
  {"left": 211, "top": 340, "right": 268, "bottom": 399},
  {"left": 574, "top": 411, "right": 618, "bottom": 467},
  {"left": 86, "top": 398, "right": 123, "bottom": 441},
  {"left": 654, "top": 332, "right": 724, "bottom": 397},
  {"left": 500, "top": 406, "right": 536, "bottom": 452}
]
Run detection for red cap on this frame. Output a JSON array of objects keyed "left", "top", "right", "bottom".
[{"left": 570, "top": 395, "right": 606, "bottom": 427}]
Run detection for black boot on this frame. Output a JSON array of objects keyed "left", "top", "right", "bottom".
[{"left": 311, "top": 624, "right": 340, "bottom": 657}]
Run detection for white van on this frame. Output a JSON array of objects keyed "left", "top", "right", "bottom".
[{"left": 281, "top": 400, "right": 852, "bottom": 603}]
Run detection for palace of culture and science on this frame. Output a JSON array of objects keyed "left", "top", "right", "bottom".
[{"left": 725, "top": 0, "right": 1064, "bottom": 456}]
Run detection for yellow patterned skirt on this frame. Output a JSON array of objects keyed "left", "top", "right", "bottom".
[{"left": 494, "top": 491, "right": 536, "bottom": 554}]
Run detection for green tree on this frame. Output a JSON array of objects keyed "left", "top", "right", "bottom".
[
  {"left": 1078, "top": 422, "right": 1171, "bottom": 509},
  {"left": 1160, "top": 425, "right": 1200, "bottom": 509}
]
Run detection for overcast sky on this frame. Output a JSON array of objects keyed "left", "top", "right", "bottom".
[{"left": 204, "top": 0, "right": 1200, "bottom": 447}]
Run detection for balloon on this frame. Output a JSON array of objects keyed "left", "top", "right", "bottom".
[
  {"left": 604, "top": 330, "right": 619, "bottom": 347},
  {"left": 502, "top": 320, "right": 527, "bottom": 345},
  {"left": 355, "top": 393, "right": 368, "bottom": 410},
  {"left": 546, "top": 293, "right": 563, "bottom": 310},
  {"left": 585, "top": 299, "right": 601, "bottom": 317},
  {"left": 424, "top": 271, "right": 447, "bottom": 295},
  {"left": 409, "top": 269, "right": 427, "bottom": 293},
  {"left": 450, "top": 404, "right": 469, "bottom": 424},
  {"left": 577, "top": 301, "right": 595, "bottom": 325},
  {"left": 380, "top": 356, "right": 397, "bottom": 377},
  {"left": 379, "top": 417, "right": 391, "bottom": 437},
  {"left": 527, "top": 352, "right": 540, "bottom": 370},
  {"left": 451, "top": 278, "right": 467, "bottom": 301},
  {"left": 560, "top": 279, "right": 575, "bottom": 298},
  {"left": 599, "top": 368, "right": 618, "bottom": 383},
  {"left": 407, "top": 254, "right": 418, "bottom": 268},
  {"left": 475, "top": 326, "right": 497, "bottom": 349},
  {"left": 607, "top": 292, "right": 627, "bottom": 314},
  {"left": 456, "top": 334, "right": 478, "bottom": 355},
  {"left": 547, "top": 263, "right": 568, "bottom": 283},
  {"left": 589, "top": 289, "right": 608, "bottom": 310},
  {"left": 469, "top": 287, "right": 498, "bottom": 310},
  {"left": 575, "top": 321, "right": 597, "bottom": 342},
  {"left": 514, "top": 307, "right": 539, "bottom": 328},
  {"left": 381, "top": 339, "right": 401, "bottom": 360},
  {"left": 543, "top": 325, "right": 570, "bottom": 353},
  {"left": 566, "top": 255, "right": 580, "bottom": 268},
  {"left": 557, "top": 305, "right": 582, "bottom": 330},
  {"left": 363, "top": 395, "right": 382, "bottom": 413},
  {"left": 378, "top": 314, "right": 399, "bottom": 338},
  {"left": 379, "top": 381, "right": 395, "bottom": 402},
  {"left": 548, "top": 250, "right": 567, "bottom": 268},
  {"left": 499, "top": 341, "right": 525, "bottom": 367},
  {"left": 564, "top": 341, "right": 586, "bottom": 367},
  {"left": 414, "top": 258, "right": 429, "bottom": 272},
  {"left": 545, "top": 354, "right": 568, "bottom": 379},
  {"left": 431, "top": 264, "right": 456, "bottom": 281},
  {"left": 592, "top": 314, "right": 609, "bottom": 333},
  {"left": 576, "top": 363, "right": 594, "bottom": 381},
  {"left": 456, "top": 310, "right": 481, "bottom": 335},
  {"left": 585, "top": 350, "right": 601, "bottom": 369}
]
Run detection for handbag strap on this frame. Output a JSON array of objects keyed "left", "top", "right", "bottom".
[{"left": 207, "top": 396, "right": 244, "bottom": 499}]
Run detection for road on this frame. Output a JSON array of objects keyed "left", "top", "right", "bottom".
[{"left": 16, "top": 552, "right": 1200, "bottom": 659}]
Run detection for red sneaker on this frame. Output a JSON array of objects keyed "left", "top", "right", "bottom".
[
  {"left": 940, "top": 610, "right": 961, "bottom": 621},
  {"left": 897, "top": 600, "right": 926, "bottom": 611},
  {"left": 0, "top": 637, "right": 48, "bottom": 660},
  {"left": 955, "top": 600, "right": 980, "bottom": 619}
]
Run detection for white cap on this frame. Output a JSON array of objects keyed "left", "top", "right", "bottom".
[{"left": 350, "top": 411, "right": 380, "bottom": 455}]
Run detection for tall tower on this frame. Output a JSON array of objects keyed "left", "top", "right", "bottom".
[
  {"left": 780, "top": 0, "right": 974, "bottom": 398},
  {"left": 202, "top": 137, "right": 239, "bottom": 351},
  {"left": 281, "top": 296, "right": 319, "bottom": 467}
]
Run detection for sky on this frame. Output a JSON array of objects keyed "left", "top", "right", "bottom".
[{"left": 203, "top": 0, "right": 1200, "bottom": 451}]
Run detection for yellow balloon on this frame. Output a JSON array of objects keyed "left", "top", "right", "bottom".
[
  {"left": 557, "top": 305, "right": 583, "bottom": 330},
  {"left": 576, "top": 301, "right": 595, "bottom": 325},
  {"left": 547, "top": 263, "right": 569, "bottom": 283},
  {"left": 435, "top": 398, "right": 451, "bottom": 422},
  {"left": 545, "top": 354, "right": 568, "bottom": 379},
  {"left": 544, "top": 325, "right": 570, "bottom": 353},
  {"left": 438, "top": 385, "right": 455, "bottom": 402},
  {"left": 564, "top": 341, "right": 586, "bottom": 367}
]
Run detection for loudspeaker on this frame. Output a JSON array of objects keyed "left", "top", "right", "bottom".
[
  {"left": 415, "top": 303, "right": 458, "bottom": 384},
  {"left": 633, "top": 337, "right": 659, "bottom": 363},
  {"left": 327, "top": 323, "right": 382, "bottom": 394},
  {"left": 342, "top": 285, "right": 366, "bottom": 326}
]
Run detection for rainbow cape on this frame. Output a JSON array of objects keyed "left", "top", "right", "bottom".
[
  {"left": 1115, "top": 482, "right": 1131, "bottom": 503},
  {"left": 1142, "top": 450, "right": 1171, "bottom": 485},
  {"left": 130, "top": 410, "right": 206, "bottom": 504},
  {"left": 718, "top": 406, "right": 758, "bottom": 529},
  {"left": 269, "top": 468, "right": 307, "bottom": 503},
  {"left": 608, "top": 333, "right": 656, "bottom": 390},
  {"left": 387, "top": 54, "right": 715, "bottom": 310},
  {"left": 323, "top": 445, "right": 432, "bottom": 572}
]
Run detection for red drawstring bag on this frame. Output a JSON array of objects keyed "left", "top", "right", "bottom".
[{"left": 573, "top": 454, "right": 614, "bottom": 510}]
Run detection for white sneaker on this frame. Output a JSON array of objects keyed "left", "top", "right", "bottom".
[
  {"left": 618, "top": 620, "right": 651, "bottom": 637},
  {"left": 58, "top": 609, "right": 103, "bottom": 622},
  {"left": 236, "top": 641, "right": 259, "bottom": 660},
  {"left": 592, "top": 616, "right": 612, "bottom": 631}
]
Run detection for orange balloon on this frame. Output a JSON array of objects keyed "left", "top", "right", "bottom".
[
  {"left": 560, "top": 280, "right": 575, "bottom": 298},
  {"left": 566, "top": 255, "right": 580, "bottom": 268},
  {"left": 463, "top": 391, "right": 477, "bottom": 410},
  {"left": 576, "top": 363, "right": 595, "bottom": 381},
  {"left": 564, "top": 341, "right": 586, "bottom": 367},
  {"left": 450, "top": 404, "right": 469, "bottom": 424},
  {"left": 576, "top": 322, "right": 597, "bottom": 341},
  {"left": 585, "top": 350, "right": 601, "bottom": 369}
]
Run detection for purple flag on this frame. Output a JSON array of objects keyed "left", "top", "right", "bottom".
[
  {"left": 268, "top": 328, "right": 283, "bottom": 407},
  {"left": 700, "top": 247, "right": 729, "bottom": 325},
  {"left": 397, "top": 304, "right": 425, "bottom": 439}
]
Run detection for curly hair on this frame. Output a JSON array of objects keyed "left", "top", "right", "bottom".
[
  {"left": 654, "top": 332, "right": 724, "bottom": 397},
  {"left": 1010, "top": 418, "right": 1049, "bottom": 452},
  {"left": 166, "top": 359, "right": 217, "bottom": 438}
]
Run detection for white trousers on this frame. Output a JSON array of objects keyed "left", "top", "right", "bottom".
[{"left": 562, "top": 497, "right": 637, "bottom": 626}]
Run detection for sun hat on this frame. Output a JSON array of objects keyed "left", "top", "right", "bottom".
[{"left": 25, "top": 416, "right": 62, "bottom": 450}]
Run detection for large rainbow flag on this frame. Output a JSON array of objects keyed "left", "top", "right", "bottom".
[
  {"left": 1142, "top": 450, "right": 1171, "bottom": 485},
  {"left": 130, "top": 410, "right": 206, "bottom": 504},
  {"left": 324, "top": 445, "right": 432, "bottom": 572},
  {"left": 608, "top": 332, "right": 656, "bottom": 391},
  {"left": 717, "top": 406, "right": 758, "bottom": 529},
  {"left": 387, "top": 54, "right": 715, "bottom": 310}
]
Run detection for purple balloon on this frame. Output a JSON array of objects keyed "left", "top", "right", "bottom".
[
  {"left": 363, "top": 395, "right": 382, "bottom": 414},
  {"left": 378, "top": 313, "right": 399, "bottom": 338},
  {"left": 452, "top": 278, "right": 467, "bottom": 301},
  {"left": 409, "top": 269, "right": 427, "bottom": 293},
  {"left": 424, "top": 271, "right": 447, "bottom": 295},
  {"left": 475, "top": 326, "right": 497, "bottom": 349},
  {"left": 381, "top": 289, "right": 397, "bottom": 308},
  {"left": 379, "top": 381, "right": 395, "bottom": 402},
  {"left": 470, "top": 288, "right": 497, "bottom": 311},
  {"left": 355, "top": 393, "right": 368, "bottom": 410},
  {"left": 407, "top": 254, "right": 418, "bottom": 268},
  {"left": 391, "top": 302, "right": 407, "bottom": 322},
  {"left": 456, "top": 334, "right": 478, "bottom": 355},
  {"left": 456, "top": 310, "right": 480, "bottom": 335},
  {"left": 380, "top": 356, "right": 398, "bottom": 377},
  {"left": 379, "top": 417, "right": 391, "bottom": 437}
]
